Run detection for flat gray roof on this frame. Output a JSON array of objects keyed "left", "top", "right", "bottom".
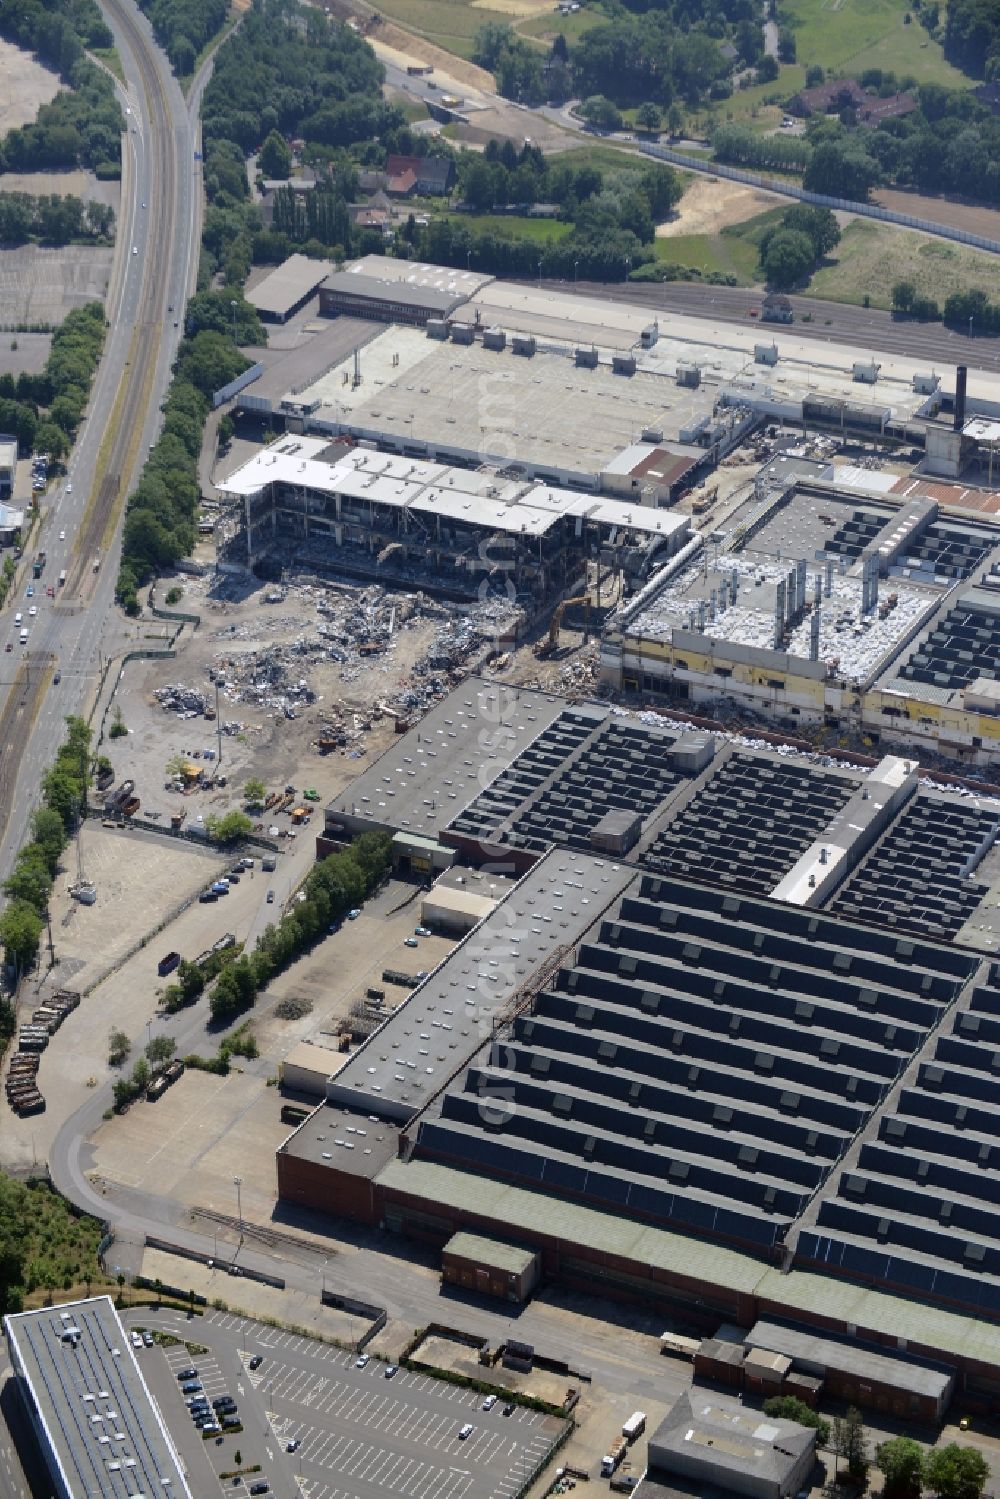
[
  {"left": 246, "top": 252, "right": 334, "bottom": 318},
  {"left": 746, "top": 1318, "right": 954, "bottom": 1397},
  {"left": 444, "top": 1231, "right": 538, "bottom": 1274},
  {"left": 323, "top": 848, "right": 635, "bottom": 1121},
  {"left": 326, "top": 680, "right": 566, "bottom": 841},
  {"left": 3, "top": 1296, "right": 193, "bottom": 1498},
  {"left": 321, "top": 270, "right": 464, "bottom": 316}
]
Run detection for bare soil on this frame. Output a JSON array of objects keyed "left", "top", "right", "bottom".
[
  {"left": 657, "top": 175, "right": 785, "bottom": 239},
  {"left": 370, "top": 25, "right": 496, "bottom": 92},
  {"left": 0, "top": 38, "right": 60, "bottom": 134}
]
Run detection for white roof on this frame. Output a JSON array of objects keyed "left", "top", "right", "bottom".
[
  {"left": 602, "top": 442, "right": 659, "bottom": 476},
  {"left": 964, "top": 417, "right": 1000, "bottom": 443},
  {"left": 220, "top": 440, "right": 691, "bottom": 541}
]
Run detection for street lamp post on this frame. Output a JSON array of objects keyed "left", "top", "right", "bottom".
[
  {"left": 574, "top": 259, "right": 579, "bottom": 289},
  {"left": 969, "top": 315, "right": 974, "bottom": 341},
  {"left": 624, "top": 256, "right": 631, "bottom": 284},
  {"left": 233, "top": 1175, "right": 243, "bottom": 1242},
  {"left": 537, "top": 258, "right": 542, "bottom": 289},
  {"left": 230, "top": 298, "right": 238, "bottom": 344}
]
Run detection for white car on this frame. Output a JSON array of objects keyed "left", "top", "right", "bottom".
[
  {"left": 28, "top": 606, "right": 36, "bottom": 617},
  {"left": 59, "top": 529, "right": 65, "bottom": 540},
  {"left": 14, "top": 612, "right": 21, "bottom": 625},
  {"left": 130, "top": 1331, "right": 143, "bottom": 1348},
  {"left": 66, "top": 483, "right": 72, "bottom": 493},
  {"left": 482, "top": 1395, "right": 497, "bottom": 1411}
]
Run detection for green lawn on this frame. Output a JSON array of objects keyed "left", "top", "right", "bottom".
[
  {"left": 440, "top": 212, "right": 572, "bottom": 241},
  {"left": 809, "top": 218, "right": 1000, "bottom": 309},
  {"left": 373, "top": 0, "right": 514, "bottom": 58},
  {"left": 517, "top": 7, "right": 603, "bottom": 45},
  {"left": 653, "top": 206, "right": 784, "bottom": 283},
  {"left": 90, "top": 46, "right": 125, "bottom": 83},
  {"left": 780, "top": 0, "right": 967, "bottom": 87}
]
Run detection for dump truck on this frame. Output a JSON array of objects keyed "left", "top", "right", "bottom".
[
  {"left": 601, "top": 1438, "right": 627, "bottom": 1476},
  {"left": 147, "top": 1058, "right": 184, "bottom": 1100}
]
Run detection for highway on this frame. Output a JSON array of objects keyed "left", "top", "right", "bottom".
[{"left": 0, "top": 0, "right": 207, "bottom": 882}]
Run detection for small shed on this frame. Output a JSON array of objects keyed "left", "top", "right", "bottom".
[
  {"left": 421, "top": 885, "right": 498, "bottom": 934},
  {"left": 280, "top": 1041, "right": 348, "bottom": 1096},
  {"left": 442, "top": 1231, "right": 541, "bottom": 1303}
]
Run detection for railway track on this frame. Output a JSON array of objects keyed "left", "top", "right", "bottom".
[{"left": 67, "top": 0, "right": 178, "bottom": 599}]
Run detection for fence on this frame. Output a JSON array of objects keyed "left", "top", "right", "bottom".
[{"left": 640, "top": 143, "right": 1000, "bottom": 258}]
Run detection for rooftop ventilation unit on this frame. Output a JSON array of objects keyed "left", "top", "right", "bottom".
[
  {"left": 641, "top": 425, "right": 663, "bottom": 443},
  {"left": 677, "top": 364, "right": 701, "bottom": 388},
  {"left": 512, "top": 334, "right": 536, "bottom": 357},
  {"left": 575, "top": 346, "right": 598, "bottom": 368},
  {"left": 482, "top": 327, "right": 506, "bottom": 351},
  {"left": 853, "top": 361, "right": 880, "bottom": 384},
  {"left": 612, "top": 354, "right": 637, "bottom": 376}
]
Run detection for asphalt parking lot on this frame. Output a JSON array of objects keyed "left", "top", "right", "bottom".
[{"left": 206, "top": 1310, "right": 565, "bottom": 1499}]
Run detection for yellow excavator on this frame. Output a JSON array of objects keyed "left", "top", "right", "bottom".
[{"left": 534, "top": 593, "right": 591, "bottom": 657}]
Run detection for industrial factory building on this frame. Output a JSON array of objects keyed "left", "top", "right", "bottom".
[
  {"left": 3, "top": 1297, "right": 193, "bottom": 1499},
  {"left": 276, "top": 670, "right": 1000, "bottom": 1412},
  {"left": 219, "top": 436, "right": 691, "bottom": 602}
]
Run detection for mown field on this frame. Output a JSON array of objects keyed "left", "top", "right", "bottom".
[
  {"left": 780, "top": 0, "right": 966, "bottom": 87},
  {"left": 809, "top": 218, "right": 1000, "bottom": 309},
  {"left": 654, "top": 206, "right": 785, "bottom": 284}
]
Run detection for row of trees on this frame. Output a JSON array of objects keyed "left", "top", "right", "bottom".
[
  {"left": 0, "top": 718, "right": 92, "bottom": 977},
  {"left": 944, "top": 0, "right": 1000, "bottom": 79},
  {"left": 116, "top": 292, "right": 260, "bottom": 611},
  {"left": 208, "top": 832, "right": 392, "bottom": 1024},
  {"left": 136, "top": 0, "right": 228, "bottom": 78},
  {"left": 0, "top": 302, "right": 107, "bottom": 463},
  {"left": 110, "top": 1035, "right": 177, "bottom": 1112},
  {"left": 892, "top": 281, "right": 1000, "bottom": 331},
  {"left": 0, "top": 0, "right": 112, "bottom": 82},
  {"left": 0, "top": 191, "right": 114, "bottom": 247},
  {"left": 0, "top": 1178, "right": 105, "bottom": 1316}
]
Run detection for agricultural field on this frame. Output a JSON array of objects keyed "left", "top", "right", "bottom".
[
  {"left": 809, "top": 218, "right": 1000, "bottom": 309},
  {"left": 373, "top": 0, "right": 518, "bottom": 58}
]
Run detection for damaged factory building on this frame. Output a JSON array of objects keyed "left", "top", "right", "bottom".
[{"left": 218, "top": 438, "right": 691, "bottom": 607}]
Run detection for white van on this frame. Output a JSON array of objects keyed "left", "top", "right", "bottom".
[
  {"left": 19, "top": 628, "right": 28, "bottom": 644},
  {"left": 14, "top": 612, "right": 21, "bottom": 624}
]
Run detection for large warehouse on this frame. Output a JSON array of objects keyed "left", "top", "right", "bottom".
[
  {"left": 3, "top": 1297, "right": 193, "bottom": 1499},
  {"left": 279, "top": 675, "right": 1000, "bottom": 1408}
]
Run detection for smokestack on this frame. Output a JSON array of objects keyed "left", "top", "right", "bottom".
[{"left": 955, "top": 364, "right": 968, "bottom": 432}]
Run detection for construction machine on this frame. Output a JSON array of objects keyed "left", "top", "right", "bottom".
[{"left": 534, "top": 594, "right": 591, "bottom": 657}]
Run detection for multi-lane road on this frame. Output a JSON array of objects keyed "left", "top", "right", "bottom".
[{"left": 0, "top": 0, "right": 206, "bottom": 882}]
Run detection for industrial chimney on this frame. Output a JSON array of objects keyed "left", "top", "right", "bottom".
[{"left": 955, "top": 365, "right": 968, "bottom": 433}]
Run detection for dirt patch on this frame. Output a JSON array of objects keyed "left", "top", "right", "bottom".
[
  {"left": 873, "top": 187, "right": 1000, "bottom": 244},
  {"left": 0, "top": 38, "right": 60, "bottom": 134},
  {"left": 0, "top": 168, "right": 121, "bottom": 212},
  {"left": 657, "top": 175, "right": 785, "bottom": 238},
  {"left": 371, "top": 24, "right": 496, "bottom": 92},
  {"left": 470, "top": 0, "right": 551, "bottom": 13},
  {"left": 0, "top": 245, "right": 114, "bottom": 326}
]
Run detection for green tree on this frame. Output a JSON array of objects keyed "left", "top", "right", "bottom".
[
  {"left": 877, "top": 1436, "right": 925, "bottom": 1499},
  {"left": 244, "top": 778, "right": 266, "bottom": 809},
  {"left": 892, "top": 280, "right": 916, "bottom": 313},
  {"left": 762, "top": 1396, "right": 829, "bottom": 1447},
  {"left": 258, "top": 129, "right": 292, "bottom": 179},
  {"left": 0, "top": 900, "right": 44, "bottom": 972},
  {"left": 205, "top": 810, "right": 254, "bottom": 844},
  {"left": 30, "top": 807, "right": 67, "bottom": 874},
  {"left": 781, "top": 204, "right": 840, "bottom": 258},
  {"left": 925, "top": 1444, "right": 990, "bottom": 1499},
  {"left": 834, "top": 1407, "right": 869, "bottom": 1483},
  {"left": 4, "top": 847, "right": 53, "bottom": 909},
  {"left": 144, "top": 1035, "right": 177, "bottom": 1069},
  {"left": 777, "top": 27, "right": 796, "bottom": 62},
  {"left": 108, "top": 1029, "right": 131, "bottom": 1066},
  {"left": 762, "top": 228, "right": 815, "bottom": 288},
  {"left": 579, "top": 95, "right": 623, "bottom": 131},
  {"left": 636, "top": 102, "right": 662, "bottom": 133},
  {"left": 757, "top": 54, "right": 780, "bottom": 82},
  {"left": 130, "top": 1055, "right": 151, "bottom": 1093}
]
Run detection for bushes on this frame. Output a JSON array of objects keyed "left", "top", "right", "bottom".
[
  {"left": 0, "top": 302, "right": 106, "bottom": 461},
  {"left": 762, "top": 1396, "right": 829, "bottom": 1448}
]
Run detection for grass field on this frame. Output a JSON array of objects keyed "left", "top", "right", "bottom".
[
  {"left": 809, "top": 219, "right": 1000, "bottom": 309},
  {"left": 373, "top": 0, "right": 514, "bottom": 58},
  {"left": 781, "top": 0, "right": 966, "bottom": 87},
  {"left": 518, "top": 6, "right": 603, "bottom": 45},
  {"left": 654, "top": 206, "right": 784, "bottom": 283},
  {"left": 441, "top": 211, "right": 572, "bottom": 241}
]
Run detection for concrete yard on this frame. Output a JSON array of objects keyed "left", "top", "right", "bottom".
[{"left": 0, "top": 245, "right": 114, "bottom": 326}]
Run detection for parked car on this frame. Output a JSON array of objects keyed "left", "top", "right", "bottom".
[
  {"left": 348, "top": 908, "right": 361, "bottom": 920},
  {"left": 482, "top": 1395, "right": 497, "bottom": 1411},
  {"left": 355, "top": 1354, "right": 369, "bottom": 1369},
  {"left": 404, "top": 937, "right": 419, "bottom": 948},
  {"left": 286, "top": 1438, "right": 300, "bottom": 1452},
  {"left": 266, "top": 889, "right": 275, "bottom": 903},
  {"left": 459, "top": 1423, "right": 474, "bottom": 1439},
  {"left": 415, "top": 926, "right": 432, "bottom": 937},
  {"left": 385, "top": 1365, "right": 399, "bottom": 1379},
  {"left": 142, "top": 1331, "right": 153, "bottom": 1347},
  {"left": 130, "top": 1331, "right": 143, "bottom": 1348},
  {"left": 249, "top": 1355, "right": 263, "bottom": 1370},
  {"left": 176, "top": 1368, "right": 198, "bottom": 1381},
  {"left": 503, "top": 1403, "right": 515, "bottom": 1417}
]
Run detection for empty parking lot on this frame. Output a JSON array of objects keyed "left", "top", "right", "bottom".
[{"left": 207, "top": 1311, "right": 565, "bottom": 1499}]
